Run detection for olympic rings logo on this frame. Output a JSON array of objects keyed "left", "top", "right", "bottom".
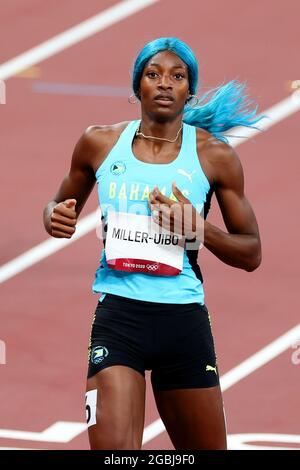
[{"left": 146, "top": 264, "right": 159, "bottom": 271}]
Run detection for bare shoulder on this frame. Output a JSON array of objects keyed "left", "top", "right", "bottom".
[
  {"left": 195, "top": 127, "right": 242, "bottom": 187},
  {"left": 83, "top": 121, "right": 131, "bottom": 149},
  {"left": 74, "top": 121, "right": 131, "bottom": 172}
]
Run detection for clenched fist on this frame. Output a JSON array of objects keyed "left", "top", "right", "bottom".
[{"left": 50, "top": 199, "right": 77, "bottom": 238}]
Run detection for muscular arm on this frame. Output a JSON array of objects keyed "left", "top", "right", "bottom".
[
  {"left": 43, "top": 126, "right": 100, "bottom": 236},
  {"left": 203, "top": 142, "right": 262, "bottom": 271}
]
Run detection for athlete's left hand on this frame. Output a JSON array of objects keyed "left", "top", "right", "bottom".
[{"left": 149, "top": 182, "right": 204, "bottom": 240}]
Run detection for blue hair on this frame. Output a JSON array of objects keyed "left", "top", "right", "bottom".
[{"left": 132, "top": 37, "right": 263, "bottom": 143}]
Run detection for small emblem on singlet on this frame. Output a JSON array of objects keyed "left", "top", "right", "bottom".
[
  {"left": 177, "top": 168, "right": 196, "bottom": 183},
  {"left": 91, "top": 346, "right": 109, "bottom": 364},
  {"left": 110, "top": 161, "right": 126, "bottom": 176}
]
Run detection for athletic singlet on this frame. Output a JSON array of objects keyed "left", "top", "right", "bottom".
[{"left": 92, "top": 120, "right": 213, "bottom": 304}]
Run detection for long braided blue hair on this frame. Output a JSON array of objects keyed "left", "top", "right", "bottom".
[{"left": 132, "top": 37, "right": 263, "bottom": 143}]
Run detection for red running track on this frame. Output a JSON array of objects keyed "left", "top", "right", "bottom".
[{"left": 0, "top": 0, "right": 299, "bottom": 450}]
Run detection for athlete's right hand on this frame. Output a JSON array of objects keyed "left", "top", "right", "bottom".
[{"left": 50, "top": 199, "right": 77, "bottom": 238}]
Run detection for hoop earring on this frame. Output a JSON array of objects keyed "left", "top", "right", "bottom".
[
  {"left": 128, "top": 94, "right": 138, "bottom": 104},
  {"left": 187, "top": 94, "right": 199, "bottom": 108}
]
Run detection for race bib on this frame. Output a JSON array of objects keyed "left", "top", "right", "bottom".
[{"left": 105, "top": 211, "right": 184, "bottom": 276}]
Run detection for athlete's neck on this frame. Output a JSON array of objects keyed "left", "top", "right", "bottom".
[{"left": 138, "top": 114, "right": 183, "bottom": 142}]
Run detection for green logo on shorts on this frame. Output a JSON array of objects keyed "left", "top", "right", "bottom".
[{"left": 91, "top": 346, "right": 109, "bottom": 364}]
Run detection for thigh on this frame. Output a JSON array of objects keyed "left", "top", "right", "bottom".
[
  {"left": 153, "top": 385, "right": 227, "bottom": 450},
  {"left": 151, "top": 303, "right": 220, "bottom": 391},
  {"left": 86, "top": 365, "right": 146, "bottom": 450},
  {"left": 151, "top": 303, "right": 226, "bottom": 449},
  {"left": 87, "top": 295, "right": 147, "bottom": 379},
  {"left": 86, "top": 296, "right": 148, "bottom": 449}
]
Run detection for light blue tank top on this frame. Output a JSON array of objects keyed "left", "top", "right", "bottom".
[{"left": 92, "top": 120, "right": 211, "bottom": 304}]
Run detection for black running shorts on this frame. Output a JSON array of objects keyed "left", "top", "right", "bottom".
[{"left": 87, "top": 294, "right": 219, "bottom": 390}]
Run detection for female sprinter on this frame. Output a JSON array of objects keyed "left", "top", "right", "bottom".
[{"left": 43, "top": 37, "right": 262, "bottom": 450}]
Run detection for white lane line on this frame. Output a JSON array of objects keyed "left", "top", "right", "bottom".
[
  {"left": 227, "top": 433, "right": 300, "bottom": 450},
  {"left": 0, "top": 421, "right": 87, "bottom": 443},
  {"left": 1, "top": 91, "right": 300, "bottom": 284},
  {"left": 0, "top": 326, "right": 298, "bottom": 447},
  {"left": 0, "top": 0, "right": 159, "bottom": 80},
  {"left": 142, "top": 323, "right": 300, "bottom": 445},
  {"left": 142, "top": 419, "right": 166, "bottom": 445},
  {"left": 220, "top": 323, "right": 300, "bottom": 390},
  {"left": 226, "top": 90, "right": 300, "bottom": 144},
  {"left": 0, "top": 210, "right": 100, "bottom": 283}
]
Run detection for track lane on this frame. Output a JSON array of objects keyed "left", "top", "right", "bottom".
[
  {"left": 0, "top": 0, "right": 121, "bottom": 63},
  {"left": 1, "top": 0, "right": 299, "bottom": 450}
]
